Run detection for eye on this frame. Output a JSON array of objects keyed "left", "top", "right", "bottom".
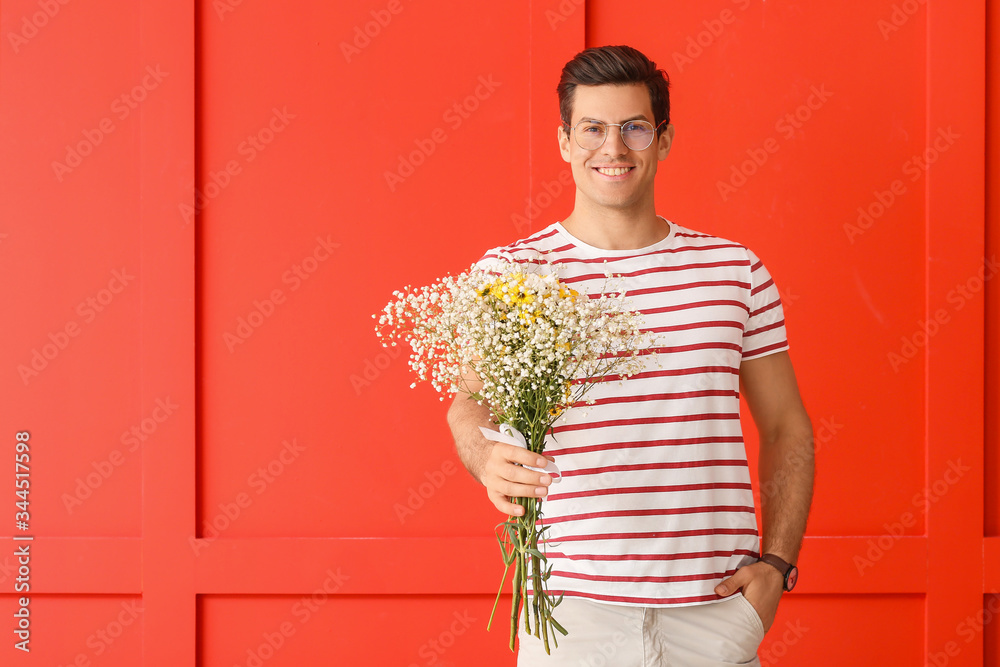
[{"left": 623, "top": 122, "right": 648, "bottom": 133}]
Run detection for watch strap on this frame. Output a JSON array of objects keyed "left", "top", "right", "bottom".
[{"left": 759, "top": 553, "right": 794, "bottom": 590}]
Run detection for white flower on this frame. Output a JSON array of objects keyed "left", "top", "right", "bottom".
[{"left": 373, "top": 260, "right": 650, "bottom": 425}]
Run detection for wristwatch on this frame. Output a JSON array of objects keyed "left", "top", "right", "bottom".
[{"left": 759, "top": 553, "right": 798, "bottom": 592}]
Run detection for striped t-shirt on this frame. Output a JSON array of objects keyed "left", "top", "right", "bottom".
[{"left": 474, "top": 218, "right": 789, "bottom": 607}]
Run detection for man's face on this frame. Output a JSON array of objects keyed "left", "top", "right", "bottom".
[{"left": 558, "top": 83, "right": 674, "bottom": 212}]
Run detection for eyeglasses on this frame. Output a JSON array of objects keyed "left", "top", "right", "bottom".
[{"left": 565, "top": 119, "right": 666, "bottom": 151}]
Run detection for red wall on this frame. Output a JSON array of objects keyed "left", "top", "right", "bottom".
[{"left": 0, "top": 0, "right": 995, "bottom": 664}]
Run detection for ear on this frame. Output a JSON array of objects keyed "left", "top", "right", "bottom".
[
  {"left": 657, "top": 124, "right": 675, "bottom": 161},
  {"left": 558, "top": 124, "right": 572, "bottom": 163}
]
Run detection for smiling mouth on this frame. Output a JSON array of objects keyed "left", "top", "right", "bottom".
[{"left": 594, "top": 166, "right": 634, "bottom": 176}]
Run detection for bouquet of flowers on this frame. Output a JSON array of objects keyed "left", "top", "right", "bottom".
[{"left": 375, "top": 259, "right": 648, "bottom": 654}]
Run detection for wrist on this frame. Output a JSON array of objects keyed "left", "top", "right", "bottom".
[{"left": 758, "top": 552, "right": 799, "bottom": 592}]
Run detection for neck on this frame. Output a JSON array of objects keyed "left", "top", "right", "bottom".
[{"left": 560, "top": 195, "right": 668, "bottom": 250}]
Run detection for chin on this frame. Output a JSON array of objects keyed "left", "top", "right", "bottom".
[{"left": 593, "top": 191, "right": 639, "bottom": 208}]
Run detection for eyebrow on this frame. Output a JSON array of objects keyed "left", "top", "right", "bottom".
[{"left": 578, "top": 114, "right": 651, "bottom": 123}]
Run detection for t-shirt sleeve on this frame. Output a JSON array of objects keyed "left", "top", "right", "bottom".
[
  {"left": 473, "top": 245, "right": 514, "bottom": 274},
  {"left": 742, "top": 248, "right": 790, "bottom": 360}
]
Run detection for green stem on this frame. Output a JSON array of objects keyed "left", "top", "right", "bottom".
[
  {"left": 487, "top": 538, "right": 512, "bottom": 631},
  {"left": 535, "top": 552, "right": 550, "bottom": 652},
  {"left": 509, "top": 551, "right": 521, "bottom": 652},
  {"left": 521, "top": 510, "right": 532, "bottom": 635}
]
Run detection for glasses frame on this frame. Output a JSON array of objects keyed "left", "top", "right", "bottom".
[{"left": 564, "top": 118, "right": 667, "bottom": 151}]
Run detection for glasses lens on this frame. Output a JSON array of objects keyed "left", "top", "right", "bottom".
[
  {"left": 622, "top": 121, "right": 654, "bottom": 150},
  {"left": 575, "top": 121, "right": 607, "bottom": 150}
]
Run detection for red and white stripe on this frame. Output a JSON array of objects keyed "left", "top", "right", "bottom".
[{"left": 475, "top": 220, "right": 789, "bottom": 607}]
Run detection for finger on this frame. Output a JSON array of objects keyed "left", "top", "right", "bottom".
[
  {"left": 498, "top": 462, "right": 552, "bottom": 487},
  {"left": 498, "top": 444, "right": 552, "bottom": 470},
  {"left": 715, "top": 568, "right": 750, "bottom": 596},
  {"left": 491, "top": 476, "right": 551, "bottom": 500},
  {"left": 486, "top": 445, "right": 553, "bottom": 485},
  {"left": 488, "top": 489, "right": 528, "bottom": 516},
  {"left": 482, "top": 488, "right": 543, "bottom": 521},
  {"left": 483, "top": 468, "right": 551, "bottom": 516}
]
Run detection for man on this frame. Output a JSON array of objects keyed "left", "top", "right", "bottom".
[{"left": 447, "top": 45, "right": 814, "bottom": 666}]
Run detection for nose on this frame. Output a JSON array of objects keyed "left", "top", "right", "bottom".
[{"left": 601, "top": 124, "right": 630, "bottom": 156}]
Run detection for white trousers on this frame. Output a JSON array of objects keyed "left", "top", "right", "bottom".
[{"left": 516, "top": 593, "right": 764, "bottom": 666}]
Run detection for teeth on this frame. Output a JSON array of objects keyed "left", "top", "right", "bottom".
[{"left": 597, "top": 167, "right": 631, "bottom": 176}]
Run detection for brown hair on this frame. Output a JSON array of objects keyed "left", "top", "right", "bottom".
[{"left": 557, "top": 45, "right": 671, "bottom": 135}]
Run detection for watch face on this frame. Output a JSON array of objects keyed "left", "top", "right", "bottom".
[{"left": 786, "top": 566, "right": 798, "bottom": 591}]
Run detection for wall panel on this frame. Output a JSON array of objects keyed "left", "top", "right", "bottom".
[{"left": 0, "top": 0, "right": 991, "bottom": 665}]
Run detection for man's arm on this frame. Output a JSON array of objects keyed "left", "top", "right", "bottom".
[
  {"left": 446, "top": 368, "right": 553, "bottom": 516},
  {"left": 715, "top": 350, "right": 814, "bottom": 631},
  {"left": 742, "top": 350, "right": 814, "bottom": 564},
  {"left": 447, "top": 390, "right": 494, "bottom": 485}
]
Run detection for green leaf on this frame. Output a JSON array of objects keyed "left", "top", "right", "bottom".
[{"left": 495, "top": 535, "right": 515, "bottom": 565}]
